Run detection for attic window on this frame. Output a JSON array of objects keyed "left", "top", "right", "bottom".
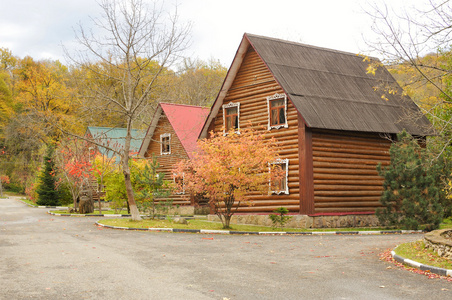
[
  {"left": 267, "top": 93, "right": 288, "bottom": 130},
  {"left": 160, "top": 133, "right": 171, "bottom": 155},
  {"left": 223, "top": 102, "right": 240, "bottom": 133},
  {"left": 269, "top": 158, "right": 289, "bottom": 195}
]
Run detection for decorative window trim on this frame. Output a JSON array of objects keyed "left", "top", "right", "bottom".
[
  {"left": 222, "top": 102, "right": 240, "bottom": 134},
  {"left": 269, "top": 158, "right": 289, "bottom": 195},
  {"left": 173, "top": 172, "right": 185, "bottom": 195},
  {"left": 267, "top": 93, "right": 288, "bottom": 130},
  {"left": 160, "top": 133, "right": 171, "bottom": 155}
]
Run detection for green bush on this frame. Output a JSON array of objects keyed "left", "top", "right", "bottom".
[
  {"left": 58, "top": 182, "right": 73, "bottom": 206},
  {"left": 269, "top": 207, "right": 292, "bottom": 230},
  {"left": 133, "top": 156, "right": 172, "bottom": 219},
  {"left": 376, "top": 130, "right": 446, "bottom": 231},
  {"left": 4, "top": 181, "right": 25, "bottom": 194}
]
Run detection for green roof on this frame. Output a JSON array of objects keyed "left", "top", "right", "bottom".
[{"left": 86, "top": 127, "right": 145, "bottom": 158}]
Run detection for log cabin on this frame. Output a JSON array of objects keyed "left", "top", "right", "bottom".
[
  {"left": 86, "top": 126, "right": 145, "bottom": 161},
  {"left": 199, "top": 33, "right": 433, "bottom": 226},
  {"left": 85, "top": 126, "right": 145, "bottom": 201},
  {"left": 138, "top": 103, "right": 210, "bottom": 207}
]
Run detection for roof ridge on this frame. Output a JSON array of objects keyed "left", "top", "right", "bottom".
[
  {"left": 160, "top": 102, "right": 210, "bottom": 109},
  {"left": 245, "top": 33, "right": 377, "bottom": 60}
]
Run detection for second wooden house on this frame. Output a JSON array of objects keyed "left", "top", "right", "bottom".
[
  {"left": 138, "top": 103, "right": 210, "bottom": 207},
  {"left": 199, "top": 33, "right": 433, "bottom": 227}
]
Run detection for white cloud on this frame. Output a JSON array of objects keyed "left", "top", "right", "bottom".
[{"left": 0, "top": 0, "right": 429, "bottom": 66}]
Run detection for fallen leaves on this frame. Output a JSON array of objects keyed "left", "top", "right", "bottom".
[{"left": 379, "top": 249, "right": 452, "bottom": 282}]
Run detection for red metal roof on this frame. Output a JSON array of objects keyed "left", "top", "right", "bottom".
[{"left": 140, "top": 103, "right": 210, "bottom": 159}]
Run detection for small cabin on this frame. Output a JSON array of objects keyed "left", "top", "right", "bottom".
[
  {"left": 86, "top": 126, "right": 145, "bottom": 161},
  {"left": 199, "top": 34, "right": 433, "bottom": 225},
  {"left": 139, "top": 103, "right": 210, "bottom": 206},
  {"left": 85, "top": 126, "right": 145, "bottom": 200}
]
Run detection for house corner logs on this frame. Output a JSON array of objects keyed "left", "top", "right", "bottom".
[{"left": 298, "top": 115, "right": 314, "bottom": 215}]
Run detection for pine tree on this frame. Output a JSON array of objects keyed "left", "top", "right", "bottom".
[
  {"left": 36, "top": 146, "right": 61, "bottom": 206},
  {"left": 376, "top": 130, "right": 445, "bottom": 231}
]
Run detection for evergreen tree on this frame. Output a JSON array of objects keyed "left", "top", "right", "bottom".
[
  {"left": 36, "top": 146, "right": 60, "bottom": 206},
  {"left": 376, "top": 130, "right": 446, "bottom": 231}
]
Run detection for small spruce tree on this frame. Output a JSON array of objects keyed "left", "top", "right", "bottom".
[
  {"left": 36, "top": 146, "right": 61, "bottom": 206},
  {"left": 133, "top": 156, "right": 170, "bottom": 219},
  {"left": 376, "top": 130, "right": 445, "bottom": 231}
]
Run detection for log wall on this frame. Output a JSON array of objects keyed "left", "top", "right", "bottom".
[
  {"left": 212, "top": 47, "right": 300, "bottom": 213},
  {"left": 144, "top": 113, "right": 191, "bottom": 206},
  {"left": 311, "top": 129, "right": 390, "bottom": 213}
]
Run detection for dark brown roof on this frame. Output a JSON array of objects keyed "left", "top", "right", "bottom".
[
  {"left": 247, "top": 34, "right": 433, "bottom": 135},
  {"left": 200, "top": 34, "right": 433, "bottom": 138}
]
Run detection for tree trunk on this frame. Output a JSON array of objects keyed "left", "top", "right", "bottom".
[
  {"left": 121, "top": 127, "right": 141, "bottom": 221},
  {"left": 97, "top": 191, "right": 102, "bottom": 214},
  {"left": 79, "top": 198, "right": 94, "bottom": 214}
]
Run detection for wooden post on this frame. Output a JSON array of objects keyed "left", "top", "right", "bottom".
[{"left": 298, "top": 114, "right": 314, "bottom": 215}]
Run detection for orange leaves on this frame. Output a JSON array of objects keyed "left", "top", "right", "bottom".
[
  {"left": 57, "top": 137, "right": 94, "bottom": 184},
  {"left": 174, "top": 127, "right": 281, "bottom": 203},
  {"left": 0, "top": 175, "right": 10, "bottom": 184}
]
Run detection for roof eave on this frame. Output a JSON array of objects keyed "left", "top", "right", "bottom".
[
  {"left": 199, "top": 34, "right": 251, "bottom": 139},
  {"left": 138, "top": 105, "right": 163, "bottom": 157}
]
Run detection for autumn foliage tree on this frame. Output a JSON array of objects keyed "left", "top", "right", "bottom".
[
  {"left": 168, "top": 58, "right": 227, "bottom": 107},
  {"left": 56, "top": 137, "right": 95, "bottom": 210},
  {"left": 174, "top": 128, "right": 283, "bottom": 229}
]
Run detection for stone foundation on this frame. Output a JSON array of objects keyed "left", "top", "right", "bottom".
[
  {"left": 207, "top": 213, "right": 379, "bottom": 229},
  {"left": 424, "top": 229, "right": 452, "bottom": 259}
]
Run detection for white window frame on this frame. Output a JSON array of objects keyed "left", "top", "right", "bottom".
[
  {"left": 160, "top": 133, "right": 171, "bottom": 155},
  {"left": 269, "top": 158, "right": 289, "bottom": 195},
  {"left": 267, "top": 93, "right": 288, "bottom": 130},
  {"left": 173, "top": 172, "right": 185, "bottom": 195},
  {"left": 222, "top": 102, "right": 240, "bottom": 134}
]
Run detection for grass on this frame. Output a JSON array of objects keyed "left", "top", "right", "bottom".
[
  {"left": 51, "top": 209, "right": 129, "bottom": 215},
  {"left": 98, "top": 218, "right": 395, "bottom": 232},
  {"left": 394, "top": 240, "right": 452, "bottom": 270},
  {"left": 100, "top": 218, "right": 302, "bottom": 231},
  {"left": 440, "top": 217, "right": 452, "bottom": 229},
  {"left": 19, "top": 198, "right": 38, "bottom": 206}
]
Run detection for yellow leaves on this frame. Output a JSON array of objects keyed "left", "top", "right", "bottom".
[
  {"left": 360, "top": 54, "right": 371, "bottom": 62},
  {"left": 366, "top": 64, "right": 377, "bottom": 75}
]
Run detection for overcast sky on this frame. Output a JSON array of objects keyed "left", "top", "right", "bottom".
[{"left": 0, "top": 0, "right": 424, "bottom": 68}]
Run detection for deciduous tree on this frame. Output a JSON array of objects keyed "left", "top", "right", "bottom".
[
  {"left": 174, "top": 128, "right": 283, "bottom": 229},
  {"left": 169, "top": 58, "right": 227, "bottom": 107},
  {"left": 365, "top": 1, "right": 452, "bottom": 158},
  {"left": 66, "top": 0, "right": 191, "bottom": 220},
  {"left": 56, "top": 137, "right": 95, "bottom": 210}
]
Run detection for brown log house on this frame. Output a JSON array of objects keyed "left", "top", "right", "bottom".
[
  {"left": 199, "top": 33, "right": 433, "bottom": 217},
  {"left": 139, "top": 102, "right": 210, "bottom": 207}
]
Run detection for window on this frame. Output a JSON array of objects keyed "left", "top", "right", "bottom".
[
  {"left": 160, "top": 133, "right": 171, "bottom": 155},
  {"left": 223, "top": 102, "right": 240, "bottom": 133},
  {"left": 173, "top": 173, "right": 185, "bottom": 195},
  {"left": 270, "top": 158, "right": 289, "bottom": 195},
  {"left": 267, "top": 93, "right": 288, "bottom": 130}
]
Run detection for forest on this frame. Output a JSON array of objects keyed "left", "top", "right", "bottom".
[{"left": 0, "top": 47, "right": 226, "bottom": 204}]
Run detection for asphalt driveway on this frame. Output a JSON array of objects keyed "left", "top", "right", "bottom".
[{"left": 1, "top": 197, "right": 451, "bottom": 299}]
